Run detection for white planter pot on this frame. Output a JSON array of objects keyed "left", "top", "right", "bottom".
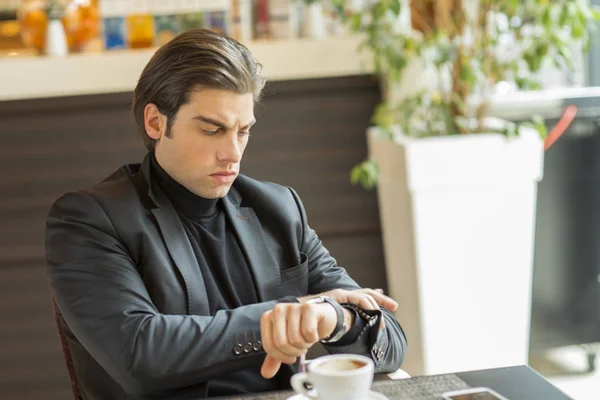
[{"left": 368, "top": 127, "right": 544, "bottom": 376}]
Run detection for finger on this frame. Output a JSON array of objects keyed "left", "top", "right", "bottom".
[
  {"left": 361, "top": 289, "right": 398, "bottom": 311},
  {"left": 261, "top": 355, "right": 282, "bottom": 379},
  {"left": 287, "top": 306, "right": 312, "bottom": 351},
  {"left": 329, "top": 289, "right": 349, "bottom": 304},
  {"left": 261, "top": 311, "right": 275, "bottom": 356},
  {"left": 272, "top": 305, "right": 305, "bottom": 358},
  {"left": 342, "top": 293, "right": 378, "bottom": 311},
  {"left": 301, "top": 304, "right": 320, "bottom": 343},
  {"left": 375, "top": 288, "right": 384, "bottom": 294},
  {"left": 358, "top": 293, "right": 379, "bottom": 311},
  {"left": 354, "top": 291, "right": 388, "bottom": 329},
  {"left": 376, "top": 294, "right": 398, "bottom": 311},
  {"left": 262, "top": 311, "right": 298, "bottom": 364},
  {"left": 364, "top": 294, "right": 380, "bottom": 311}
]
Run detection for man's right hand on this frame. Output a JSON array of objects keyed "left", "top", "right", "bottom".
[{"left": 259, "top": 302, "right": 337, "bottom": 379}]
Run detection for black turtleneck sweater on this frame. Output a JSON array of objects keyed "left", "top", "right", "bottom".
[{"left": 150, "top": 155, "right": 280, "bottom": 397}]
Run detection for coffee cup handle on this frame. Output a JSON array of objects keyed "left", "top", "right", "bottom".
[{"left": 291, "top": 372, "right": 318, "bottom": 399}]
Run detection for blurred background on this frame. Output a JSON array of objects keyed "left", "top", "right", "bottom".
[{"left": 0, "top": 0, "right": 599, "bottom": 399}]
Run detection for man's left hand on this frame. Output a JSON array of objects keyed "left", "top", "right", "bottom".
[
  {"left": 299, "top": 288, "right": 398, "bottom": 311},
  {"left": 298, "top": 288, "right": 398, "bottom": 329}
]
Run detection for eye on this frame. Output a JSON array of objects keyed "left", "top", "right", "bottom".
[
  {"left": 203, "top": 129, "right": 219, "bottom": 135},
  {"left": 239, "top": 131, "right": 251, "bottom": 136}
]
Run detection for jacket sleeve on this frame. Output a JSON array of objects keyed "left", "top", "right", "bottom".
[
  {"left": 288, "top": 187, "right": 408, "bottom": 374},
  {"left": 46, "top": 191, "right": 278, "bottom": 396}
]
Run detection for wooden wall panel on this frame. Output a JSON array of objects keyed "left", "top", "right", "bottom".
[{"left": 0, "top": 75, "right": 384, "bottom": 398}]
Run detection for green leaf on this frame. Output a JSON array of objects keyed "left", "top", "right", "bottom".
[
  {"left": 350, "top": 161, "right": 380, "bottom": 190},
  {"left": 557, "top": 45, "right": 574, "bottom": 69},
  {"left": 350, "top": 163, "right": 363, "bottom": 184},
  {"left": 584, "top": 36, "right": 592, "bottom": 52},
  {"left": 592, "top": 7, "right": 600, "bottom": 21},
  {"left": 560, "top": 5, "right": 570, "bottom": 26},
  {"left": 502, "top": 122, "right": 519, "bottom": 138},
  {"left": 515, "top": 76, "right": 542, "bottom": 90},
  {"left": 535, "top": 43, "right": 549, "bottom": 58},
  {"left": 373, "top": 2, "right": 386, "bottom": 19},
  {"left": 349, "top": 13, "right": 362, "bottom": 31},
  {"left": 573, "top": 20, "right": 585, "bottom": 38},
  {"left": 438, "top": 103, "right": 458, "bottom": 136},
  {"left": 390, "top": 0, "right": 401, "bottom": 16},
  {"left": 372, "top": 102, "right": 394, "bottom": 129},
  {"left": 451, "top": 93, "right": 467, "bottom": 115},
  {"left": 542, "top": 8, "right": 552, "bottom": 28},
  {"left": 553, "top": 55, "right": 565, "bottom": 68},
  {"left": 377, "top": 128, "right": 395, "bottom": 140},
  {"left": 524, "top": 50, "right": 543, "bottom": 72},
  {"left": 330, "top": 0, "right": 345, "bottom": 16},
  {"left": 435, "top": 44, "right": 456, "bottom": 66},
  {"left": 460, "top": 63, "right": 477, "bottom": 89},
  {"left": 387, "top": 48, "right": 408, "bottom": 75},
  {"left": 532, "top": 114, "right": 548, "bottom": 139},
  {"left": 403, "top": 37, "right": 417, "bottom": 59}
]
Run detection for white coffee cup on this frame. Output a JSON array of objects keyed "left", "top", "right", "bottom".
[{"left": 291, "top": 354, "right": 374, "bottom": 400}]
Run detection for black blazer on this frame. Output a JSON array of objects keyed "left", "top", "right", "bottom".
[{"left": 45, "top": 155, "right": 407, "bottom": 399}]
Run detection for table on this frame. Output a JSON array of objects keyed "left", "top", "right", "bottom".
[{"left": 217, "top": 365, "right": 571, "bottom": 400}]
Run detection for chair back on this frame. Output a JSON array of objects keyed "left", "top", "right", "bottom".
[{"left": 51, "top": 298, "right": 82, "bottom": 400}]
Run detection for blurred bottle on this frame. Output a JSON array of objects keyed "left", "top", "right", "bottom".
[
  {"left": 178, "top": 11, "right": 206, "bottom": 32},
  {"left": 208, "top": 11, "right": 228, "bottom": 36},
  {"left": 125, "top": 0, "right": 154, "bottom": 49},
  {"left": 231, "top": 0, "right": 242, "bottom": 40},
  {"left": 44, "top": 0, "right": 68, "bottom": 56},
  {"left": 154, "top": 14, "right": 179, "bottom": 46},
  {"left": 62, "top": 0, "right": 100, "bottom": 51},
  {"left": 253, "top": 0, "right": 270, "bottom": 40},
  {"left": 299, "top": 1, "right": 325, "bottom": 39},
  {"left": 18, "top": 0, "right": 100, "bottom": 54},
  {"left": 127, "top": 13, "right": 154, "bottom": 48},
  {"left": 269, "top": 0, "right": 292, "bottom": 40},
  {"left": 103, "top": 15, "right": 126, "bottom": 49}
]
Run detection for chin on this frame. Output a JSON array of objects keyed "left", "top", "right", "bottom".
[
  {"left": 192, "top": 180, "right": 233, "bottom": 199},
  {"left": 211, "top": 185, "right": 233, "bottom": 199}
]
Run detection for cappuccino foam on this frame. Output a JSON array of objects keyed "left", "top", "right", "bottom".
[{"left": 317, "top": 359, "right": 367, "bottom": 372}]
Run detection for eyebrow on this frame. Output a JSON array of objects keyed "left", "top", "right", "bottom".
[{"left": 192, "top": 115, "right": 256, "bottom": 130}]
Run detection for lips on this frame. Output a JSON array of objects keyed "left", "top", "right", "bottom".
[{"left": 210, "top": 172, "right": 237, "bottom": 184}]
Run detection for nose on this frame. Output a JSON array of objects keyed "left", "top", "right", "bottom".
[{"left": 216, "top": 132, "right": 242, "bottom": 164}]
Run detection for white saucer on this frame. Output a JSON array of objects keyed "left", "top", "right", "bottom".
[{"left": 286, "top": 391, "right": 388, "bottom": 400}]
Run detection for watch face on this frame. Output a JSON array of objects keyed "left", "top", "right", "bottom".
[{"left": 307, "top": 296, "right": 326, "bottom": 304}]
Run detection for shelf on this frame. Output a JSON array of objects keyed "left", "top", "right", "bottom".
[{"left": 0, "top": 36, "right": 372, "bottom": 102}]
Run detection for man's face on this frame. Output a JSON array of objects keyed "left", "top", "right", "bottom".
[{"left": 150, "top": 89, "right": 255, "bottom": 199}]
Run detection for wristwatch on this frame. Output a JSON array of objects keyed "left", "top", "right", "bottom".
[{"left": 305, "top": 296, "right": 346, "bottom": 343}]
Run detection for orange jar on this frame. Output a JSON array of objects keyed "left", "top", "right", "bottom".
[{"left": 18, "top": 0, "right": 100, "bottom": 53}]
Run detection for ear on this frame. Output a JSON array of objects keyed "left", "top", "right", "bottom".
[{"left": 144, "top": 103, "right": 167, "bottom": 141}]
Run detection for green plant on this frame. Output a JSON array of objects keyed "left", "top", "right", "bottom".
[{"left": 318, "top": 0, "right": 600, "bottom": 189}]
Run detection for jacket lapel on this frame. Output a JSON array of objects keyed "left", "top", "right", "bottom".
[
  {"left": 222, "top": 191, "right": 281, "bottom": 302},
  {"left": 138, "top": 156, "right": 210, "bottom": 316},
  {"left": 151, "top": 206, "right": 210, "bottom": 316}
]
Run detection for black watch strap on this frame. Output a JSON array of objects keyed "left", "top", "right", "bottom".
[{"left": 321, "top": 297, "right": 345, "bottom": 343}]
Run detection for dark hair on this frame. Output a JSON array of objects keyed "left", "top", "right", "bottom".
[{"left": 132, "top": 29, "right": 266, "bottom": 151}]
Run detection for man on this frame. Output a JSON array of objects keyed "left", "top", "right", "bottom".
[{"left": 46, "top": 29, "right": 407, "bottom": 399}]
